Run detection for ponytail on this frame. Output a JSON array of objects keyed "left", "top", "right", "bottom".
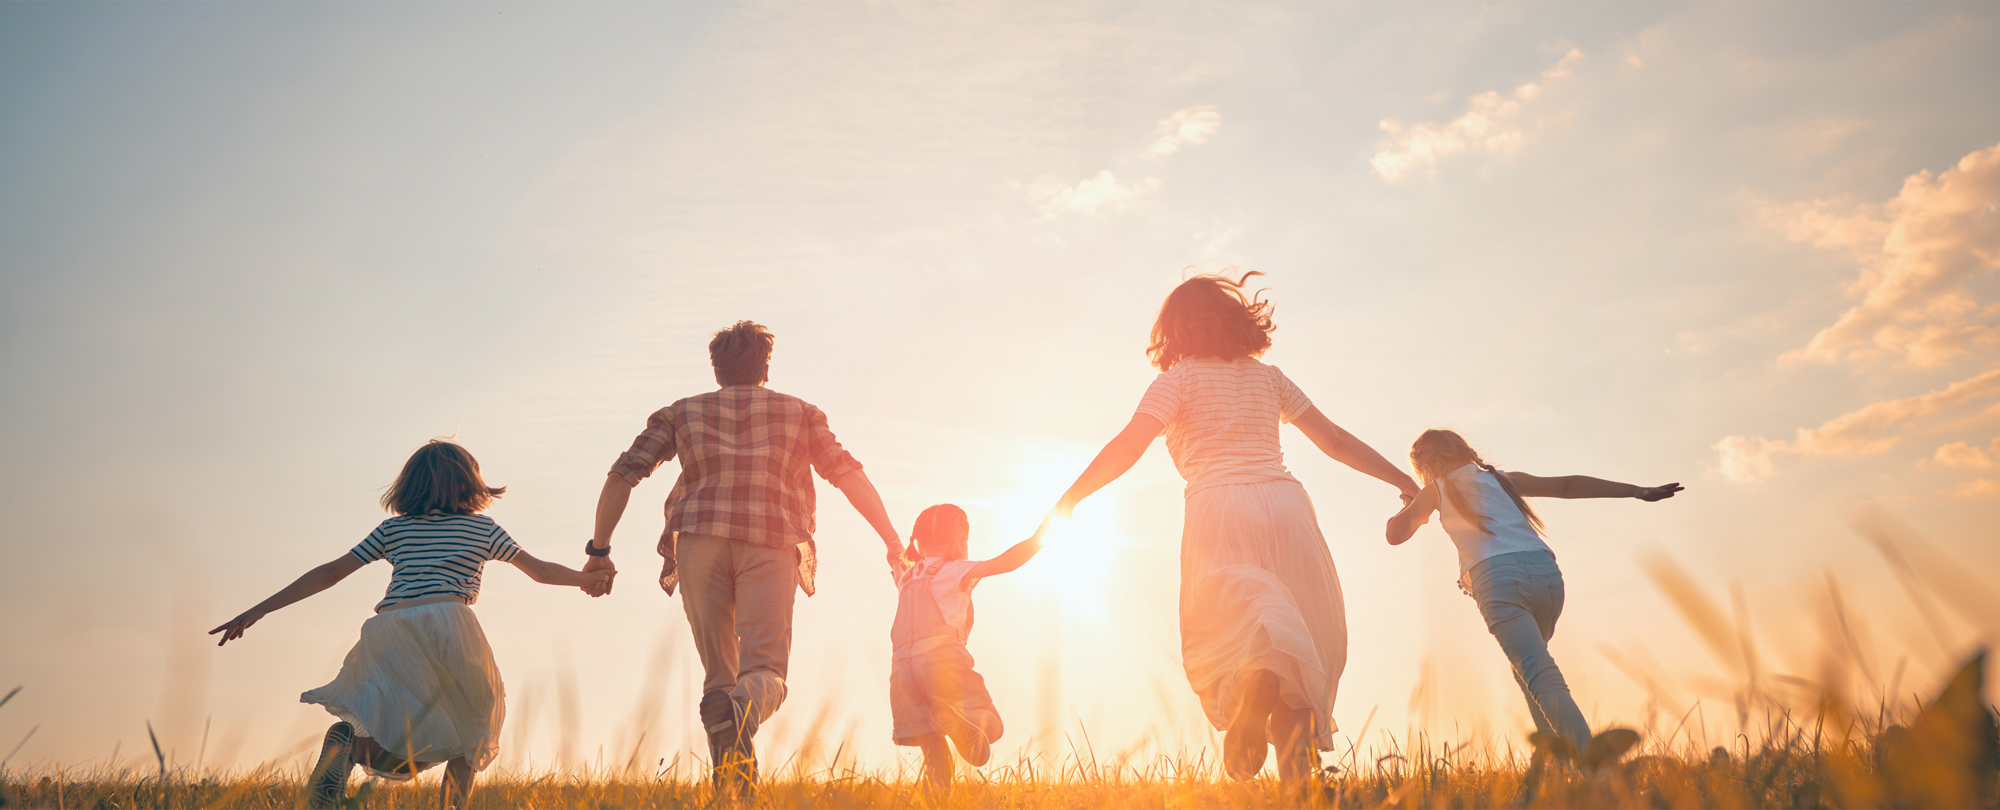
[
  {"left": 1411, "top": 429, "right": 1544, "bottom": 537},
  {"left": 1476, "top": 461, "right": 1546, "bottom": 536}
]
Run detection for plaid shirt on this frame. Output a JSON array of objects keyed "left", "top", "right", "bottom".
[{"left": 609, "top": 385, "right": 864, "bottom": 596}]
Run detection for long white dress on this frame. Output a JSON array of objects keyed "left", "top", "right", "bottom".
[{"left": 1136, "top": 357, "right": 1345, "bottom": 750}]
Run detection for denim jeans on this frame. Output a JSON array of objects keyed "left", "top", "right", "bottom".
[{"left": 1467, "top": 550, "right": 1591, "bottom": 748}]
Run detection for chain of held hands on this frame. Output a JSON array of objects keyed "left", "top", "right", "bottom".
[{"left": 574, "top": 510, "right": 1070, "bottom": 598}]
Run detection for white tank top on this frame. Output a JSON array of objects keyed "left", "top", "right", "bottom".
[{"left": 1435, "top": 463, "right": 1552, "bottom": 574}]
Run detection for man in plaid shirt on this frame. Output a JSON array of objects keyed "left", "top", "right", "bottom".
[{"left": 580, "top": 321, "right": 906, "bottom": 791}]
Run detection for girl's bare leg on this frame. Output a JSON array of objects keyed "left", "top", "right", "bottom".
[
  {"left": 916, "top": 733, "right": 953, "bottom": 790},
  {"left": 439, "top": 757, "right": 473, "bottom": 810}
]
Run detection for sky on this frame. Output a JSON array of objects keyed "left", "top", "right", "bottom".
[{"left": 4, "top": 0, "right": 2000, "bottom": 778}]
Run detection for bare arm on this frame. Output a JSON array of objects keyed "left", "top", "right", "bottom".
[
  {"left": 1053, "top": 414, "right": 1163, "bottom": 516},
  {"left": 968, "top": 516, "right": 1055, "bottom": 579},
  {"left": 511, "top": 549, "right": 614, "bottom": 588},
  {"left": 833, "top": 469, "right": 908, "bottom": 578},
  {"left": 1505, "top": 473, "right": 1684, "bottom": 501},
  {"left": 209, "top": 554, "right": 366, "bottom": 646},
  {"left": 1290, "top": 406, "right": 1421, "bottom": 499},
  {"left": 1385, "top": 483, "right": 1441, "bottom": 545},
  {"left": 581, "top": 473, "right": 634, "bottom": 596}
]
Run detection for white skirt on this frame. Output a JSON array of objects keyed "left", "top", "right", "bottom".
[
  {"left": 1180, "top": 479, "right": 1346, "bottom": 750},
  {"left": 301, "top": 601, "right": 505, "bottom": 772}
]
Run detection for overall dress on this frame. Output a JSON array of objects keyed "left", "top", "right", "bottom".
[{"left": 889, "top": 559, "right": 1004, "bottom": 747}]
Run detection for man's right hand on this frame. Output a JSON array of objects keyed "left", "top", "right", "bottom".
[
  {"left": 886, "top": 544, "right": 910, "bottom": 582},
  {"left": 582, "top": 555, "right": 617, "bottom": 596}
]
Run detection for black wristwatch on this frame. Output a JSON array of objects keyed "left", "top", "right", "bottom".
[{"left": 583, "top": 539, "right": 611, "bottom": 557}]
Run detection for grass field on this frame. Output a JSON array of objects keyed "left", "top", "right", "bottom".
[
  {"left": 7, "top": 520, "right": 1995, "bottom": 809},
  {"left": 3, "top": 703, "right": 1992, "bottom": 810}
]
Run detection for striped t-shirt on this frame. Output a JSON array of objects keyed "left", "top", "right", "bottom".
[
  {"left": 350, "top": 514, "right": 522, "bottom": 611},
  {"left": 1135, "top": 356, "right": 1315, "bottom": 494}
]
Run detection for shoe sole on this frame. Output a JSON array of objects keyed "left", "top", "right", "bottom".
[
  {"left": 307, "top": 722, "right": 354, "bottom": 810},
  {"left": 1583, "top": 728, "right": 1641, "bottom": 768},
  {"left": 935, "top": 704, "right": 991, "bottom": 767}
]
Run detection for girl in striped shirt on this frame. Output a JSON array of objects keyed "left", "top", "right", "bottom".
[{"left": 211, "top": 440, "right": 610, "bottom": 810}]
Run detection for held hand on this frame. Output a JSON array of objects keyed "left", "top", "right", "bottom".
[
  {"left": 1636, "top": 483, "right": 1685, "bottom": 502},
  {"left": 208, "top": 609, "right": 265, "bottom": 646},
  {"left": 581, "top": 555, "right": 617, "bottom": 597},
  {"left": 887, "top": 544, "right": 911, "bottom": 581}
]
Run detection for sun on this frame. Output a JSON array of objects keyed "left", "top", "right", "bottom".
[{"left": 969, "top": 454, "right": 1127, "bottom": 619}]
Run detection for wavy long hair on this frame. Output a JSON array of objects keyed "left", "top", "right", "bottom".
[
  {"left": 1409, "top": 429, "right": 1544, "bottom": 536},
  {"left": 1147, "top": 270, "right": 1276, "bottom": 371}
]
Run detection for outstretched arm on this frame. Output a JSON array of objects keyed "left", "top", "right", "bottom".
[
  {"left": 1290, "top": 407, "right": 1420, "bottom": 499},
  {"left": 968, "top": 515, "right": 1056, "bottom": 579},
  {"left": 1506, "top": 473, "right": 1683, "bottom": 501},
  {"left": 512, "top": 550, "right": 614, "bottom": 588},
  {"left": 833, "top": 469, "right": 908, "bottom": 578},
  {"left": 1053, "top": 414, "right": 1163, "bottom": 517},
  {"left": 209, "top": 554, "right": 366, "bottom": 646},
  {"left": 1385, "top": 483, "right": 1440, "bottom": 545}
]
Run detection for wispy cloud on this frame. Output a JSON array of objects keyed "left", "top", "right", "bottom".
[
  {"left": 1768, "top": 141, "right": 2000, "bottom": 369},
  {"left": 1029, "top": 106, "right": 1219, "bottom": 217},
  {"left": 1029, "top": 170, "right": 1161, "bottom": 217},
  {"left": 1715, "top": 367, "right": 2000, "bottom": 482},
  {"left": 1718, "top": 142, "right": 2000, "bottom": 483},
  {"left": 1935, "top": 439, "right": 1998, "bottom": 469},
  {"left": 1369, "top": 48, "right": 1582, "bottom": 183},
  {"left": 1951, "top": 478, "right": 2000, "bottom": 499},
  {"left": 1144, "top": 106, "right": 1221, "bottom": 158}
]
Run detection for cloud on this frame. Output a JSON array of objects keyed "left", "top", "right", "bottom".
[
  {"left": 1144, "top": 106, "right": 1222, "bottom": 158},
  {"left": 1766, "top": 141, "right": 2000, "bottom": 368},
  {"left": 1951, "top": 478, "right": 2000, "bottom": 499},
  {"left": 1029, "top": 170, "right": 1161, "bottom": 217},
  {"left": 1369, "top": 48, "right": 1582, "bottom": 183},
  {"left": 1935, "top": 439, "right": 1998, "bottom": 469},
  {"left": 1714, "top": 366, "right": 2000, "bottom": 482}
]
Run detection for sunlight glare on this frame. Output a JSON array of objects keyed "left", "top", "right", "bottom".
[{"left": 971, "top": 453, "right": 1127, "bottom": 620}]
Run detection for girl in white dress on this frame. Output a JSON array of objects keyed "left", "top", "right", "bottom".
[
  {"left": 210, "top": 440, "right": 610, "bottom": 810},
  {"left": 1048, "top": 271, "right": 1419, "bottom": 781},
  {"left": 1385, "top": 429, "right": 1679, "bottom": 764}
]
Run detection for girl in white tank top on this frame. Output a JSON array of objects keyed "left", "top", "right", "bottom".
[{"left": 1384, "top": 429, "right": 1682, "bottom": 767}]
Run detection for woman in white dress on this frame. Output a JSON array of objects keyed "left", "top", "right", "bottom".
[{"left": 1049, "top": 272, "right": 1418, "bottom": 781}]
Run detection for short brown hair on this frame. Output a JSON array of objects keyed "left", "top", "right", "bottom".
[
  {"left": 710, "top": 321, "right": 774, "bottom": 386},
  {"left": 1147, "top": 270, "right": 1276, "bottom": 371},
  {"left": 381, "top": 440, "right": 505, "bottom": 516}
]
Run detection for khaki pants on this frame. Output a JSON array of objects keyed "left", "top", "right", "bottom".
[{"left": 677, "top": 533, "right": 797, "bottom": 726}]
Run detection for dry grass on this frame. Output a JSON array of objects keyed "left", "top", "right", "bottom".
[
  {"left": 7, "top": 512, "right": 1997, "bottom": 808},
  {"left": 1, "top": 709, "right": 1990, "bottom": 810}
]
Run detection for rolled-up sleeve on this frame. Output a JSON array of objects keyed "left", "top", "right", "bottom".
[
  {"left": 609, "top": 407, "right": 678, "bottom": 485},
  {"left": 804, "top": 405, "right": 863, "bottom": 483}
]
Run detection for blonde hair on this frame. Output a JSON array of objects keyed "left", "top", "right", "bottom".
[
  {"left": 1409, "top": 429, "right": 1544, "bottom": 535},
  {"left": 381, "top": 440, "right": 505, "bottom": 516},
  {"left": 910, "top": 504, "right": 970, "bottom": 560}
]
